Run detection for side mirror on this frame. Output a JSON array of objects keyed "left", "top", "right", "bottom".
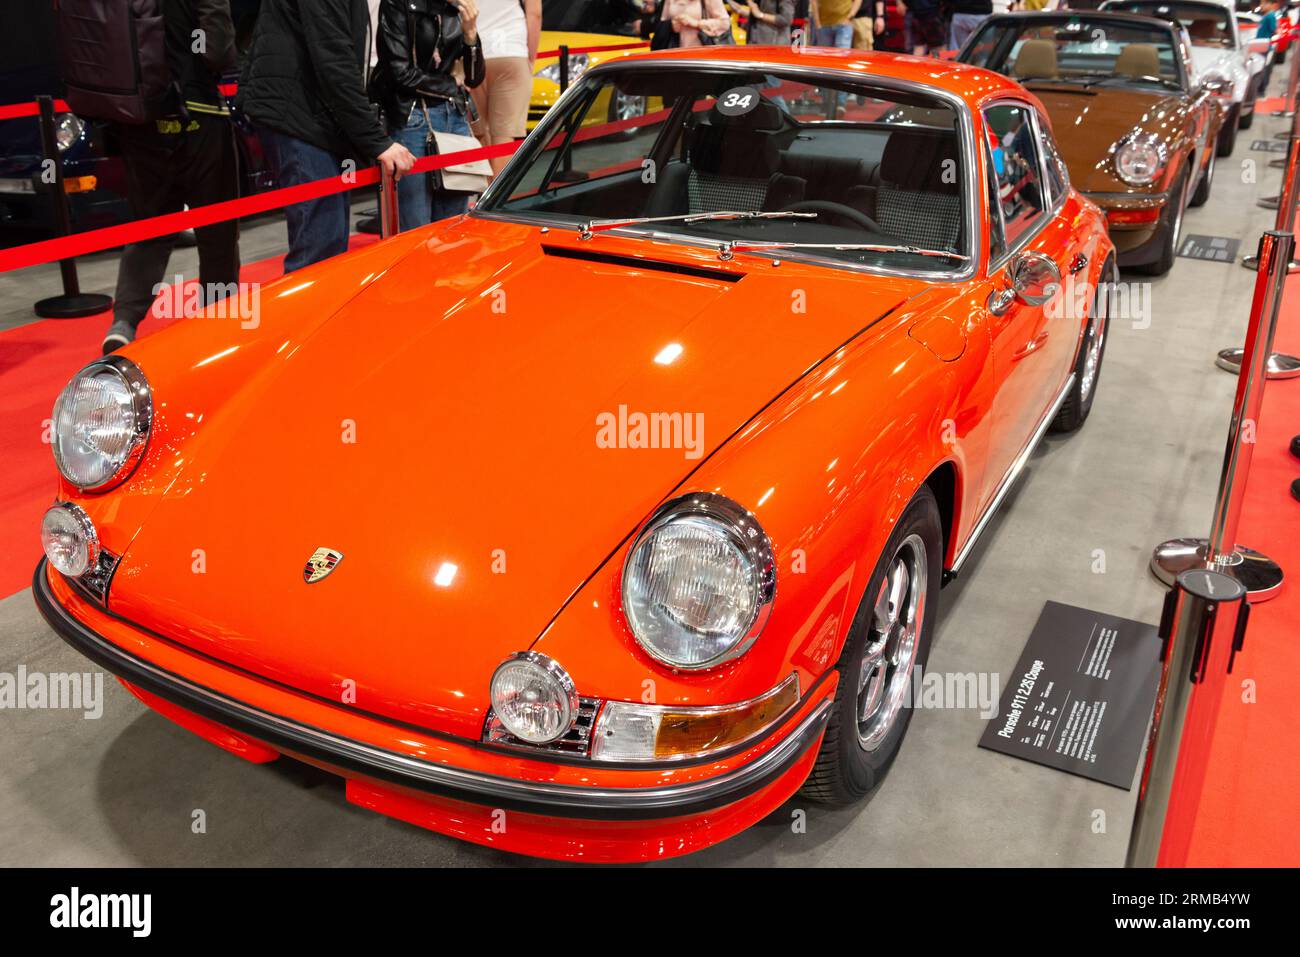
[
  {"left": 989, "top": 251, "right": 1061, "bottom": 314},
  {"left": 1246, "top": 37, "right": 1271, "bottom": 55},
  {"left": 1201, "top": 77, "right": 1232, "bottom": 96}
]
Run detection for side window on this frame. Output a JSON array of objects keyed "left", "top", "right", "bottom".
[
  {"left": 983, "top": 104, "right": 1047, "bottom": 251},
  {"left": 1038, "top": 115, "right": 1068, "bottom": 204}
]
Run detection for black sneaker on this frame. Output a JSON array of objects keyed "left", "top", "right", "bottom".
[{"left": 101, "top": 320, "right": 134, "bottom": 355}]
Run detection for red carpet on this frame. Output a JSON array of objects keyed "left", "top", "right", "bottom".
[
  {"left": 1184, "top": 245, "right": 1300, "bottom": 867},
  {"left": 0, "top": 235, "right": 377, "bottom": 598}
]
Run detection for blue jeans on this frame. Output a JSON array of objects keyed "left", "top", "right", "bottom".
[
  {"left": 949, "top": 13, "right": 987, "bottom": 52},
  {"left": 259, "top": 127, "right": 351, "bottom": 273},
  {"left": 814, "top": 23, "right": 854, "bottom": 49},
  {"left": 393, "top": 99, "right": 472, "bottom": 231}
]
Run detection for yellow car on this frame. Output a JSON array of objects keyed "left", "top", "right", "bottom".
[{"left": 529, "top": 1, "right": 649, "bottom": 130}]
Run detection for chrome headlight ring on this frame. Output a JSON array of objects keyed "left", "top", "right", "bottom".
[
  {"left": 620, "top": 492, "right": 777, "bottom": 671},
  {"left": 1113, "top": 133, "right": 1168, "bottom": 188},
  {"left": 51, "top": 355, "right": 153, "bottom": 493}
]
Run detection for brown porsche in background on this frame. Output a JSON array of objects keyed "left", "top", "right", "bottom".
[{"left": 960, "top": 11, "right": 1224, "bottom": 274}]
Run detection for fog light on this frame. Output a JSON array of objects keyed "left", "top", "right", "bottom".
[
  {"left": 489, "top": 652, "right": 578, "bottom": 745},
  {"left": 41, "top": 502, "right": 99, "bottom": 577},
  {"left": 591, "top": 673, "right": 799, "bottom": 762}
]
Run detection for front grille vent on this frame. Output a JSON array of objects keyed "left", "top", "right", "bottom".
[{"left": 483, "top": 697, "right": 602, "bottom": 758}]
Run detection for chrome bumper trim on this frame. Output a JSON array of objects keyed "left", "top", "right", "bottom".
[{"left": 33, "top": 560, "right": 831, "bottom": 820}]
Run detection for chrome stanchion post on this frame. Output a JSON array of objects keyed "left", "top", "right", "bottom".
[
  {"left": 32, "top": 95, "right": 113, "bottom": 319},
  {"left": 1237, "top": 105, "right": 1300, "bottom": 373},
  {"left": 378, "top": 164, "right": 400, "bottom": 239},
  {"left": 1268, "top": 34, "right": 1300, "bottom": 119},
  {"left": 1127, "top": 569, "right": 1249, "bottom": 867},
  {"left": 1153, "top": 230, "right": 1292, "bottom": 598}
]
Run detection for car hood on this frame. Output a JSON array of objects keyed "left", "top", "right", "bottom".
[
  {"left": 108, "top": 221, "right": 918, "bottom": 738},
  {"left": 1034, "top": 86, "right": 1192, "bottom": 194}
]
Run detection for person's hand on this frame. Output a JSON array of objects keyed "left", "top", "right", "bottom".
[
  {"left": 747, "top": 0, "right": 762, "bottom": 16},
  {"left": 377, "top": 142, "right": 416, "bottom": 181},
  {"left": 451, "top": 0, "right": 479, "bottom": 42},
  {"left": 874, "top": 14, "right": 884, "bottom": 33}
]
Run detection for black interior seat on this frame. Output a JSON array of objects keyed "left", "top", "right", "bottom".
[{"left": 875, "top": 128, "right": 962, "bottom": 251}]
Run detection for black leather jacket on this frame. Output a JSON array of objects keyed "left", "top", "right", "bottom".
[{"left": 371, "top": 0, "right": 486, "bottom": 128}]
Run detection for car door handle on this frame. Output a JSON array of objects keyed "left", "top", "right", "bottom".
[{"left": 1068, "top": 252, "right": 1088, "bottom": 275}]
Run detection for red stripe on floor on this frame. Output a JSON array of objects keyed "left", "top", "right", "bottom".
[{"left": 1185, "top": 236, "right": 1300, "bottom": 866}]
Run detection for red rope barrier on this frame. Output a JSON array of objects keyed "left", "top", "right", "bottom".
[{"left": 0, "top": 139, "right": 523, "bottom": 274}]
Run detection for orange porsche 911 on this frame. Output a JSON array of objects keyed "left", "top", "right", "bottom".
[{"left": 35, "top": 46, "right": 1114, "bottom": 863}]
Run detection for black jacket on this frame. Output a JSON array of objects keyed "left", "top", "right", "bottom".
[
  {"left": 236, "top": 0, "right": 391, "bottom": 160},
  {"left": 370, "top": 0, "right": 485, "bottom": 129},
  {"left": 166, "top": 0, "right": 237, "bottom": 112}
]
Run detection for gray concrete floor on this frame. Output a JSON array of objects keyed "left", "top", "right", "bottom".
[{"left": 0, "top": 104, "right": 1282, "bottom": 867}]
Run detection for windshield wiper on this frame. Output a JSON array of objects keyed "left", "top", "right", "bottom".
[
  {"left": 578, "top": 210, "right": 816, "bottom": 240},
  {"left": 717, "top": 240, "right": 969, "bottom": 263}
]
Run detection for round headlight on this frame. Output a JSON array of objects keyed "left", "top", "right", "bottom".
[
  {"left": 621, "top": 493, "right": 776, "bottom": 670},
  {"left": 41, "top": 503, "right": 99, "bottom": 577},
  {"left": 51, "top": 357, "right": 152, "bottom": 492},
  {"left": 489, "top": 652, "right": 578, "bottom": 745},
  {"left": 55, "top": 113, "right": 84, "bottom": 152},
  {"left": 1115, "top": 137, "right": 1165, "bottom": 187}
]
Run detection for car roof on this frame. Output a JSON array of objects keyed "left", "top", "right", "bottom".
[
  {"left": 976, "top": 9, "right": 1183, "bottom": 33},
  {"left": 609, "top": 45, "right": 1035, "bottom": 106},
  {"left": 1102, "top": 0, "right": 1234, "bottom": 12}
]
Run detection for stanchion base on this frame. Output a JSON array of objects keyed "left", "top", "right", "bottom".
[
  {"left": 33, "top": 293, "right": 113, "bottom": 319},
  {"left": 1215, "top": 347, "right": 1300, "bottom": 378},
  {"left": 1240, "top": 253, "right": 1300, "bottom": 273},
  {"left": 1150, "top": 539, "right": 1283, "bottom": 600},
  {"left": 1258, "top": 194, "right": 1283, "bottom": 210}
]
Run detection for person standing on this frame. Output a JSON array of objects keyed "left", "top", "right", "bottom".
[
  {"left": 471, "top": 0, "right": 540, "bottom": 177},
  {"left": 237, "top": 0, "right": 415, "bottom": 273},
  {"left": 902, "top": 0, "right": 946, "bottom": 56},
  {"left": 813, "top": 0, "right": 862, "bottom": 48},
  {"left": 651, "top": 0, "right": 733, "bottom": 48},
  {"left": 373, "top": 0, "right": 486, "bottom": 229},
  {"left": 851, "top": 1, "right": 885, "bottom": 51},
  {"left": 733, "top": 0, "right": 796, "bottom": 45},
  {"left": 103, "top": 0, "right": 241, "bottom": 354},
  {"left": 948, "top": 0, "right": 991, "bottom": 51}
]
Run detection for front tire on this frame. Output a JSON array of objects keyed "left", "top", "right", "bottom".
[
  {"left": 1216, "top": 106, "right": 1238, "bottom": 158},
  {"left": 1051, "top": 257, "right": 1113, "bottom": 433},
  {"left": 800, "top": 486, "right": 942, "bottom": 805},
  {"left": 1192, "top": 145, "right": 1216, "bottom": 205},
  {"left": 1133, "top": 170, "right": 1186, "bottom": 276}
]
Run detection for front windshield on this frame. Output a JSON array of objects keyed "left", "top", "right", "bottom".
[
  {"left": 963, "top": 17, "right": 1185, "bottom": 91},
  {"left": 478, "top": 66, "right": 971, "bottom": 273},
  {"left": 1104, "top": 3, "right": 1234, "bottom": 48}
]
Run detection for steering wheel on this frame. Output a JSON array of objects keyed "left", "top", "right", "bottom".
[{"left": 780, "top": 200, "right": 884, "bottom": 235}]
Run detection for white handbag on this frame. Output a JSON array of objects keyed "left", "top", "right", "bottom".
[{"left": 429, "top": 129, "right": 492, "bottom": 194}]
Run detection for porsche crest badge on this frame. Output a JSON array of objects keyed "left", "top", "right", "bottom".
[{"left": 304, "top": 547, "right": 344, "bottom": 584}]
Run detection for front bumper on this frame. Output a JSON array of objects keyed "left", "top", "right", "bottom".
[
  {"left": 1083, "top": 190, "right": 1170, "bottom": 264},
  {"left": 34, "top": 560, "right": 833, "bottom": 858}
]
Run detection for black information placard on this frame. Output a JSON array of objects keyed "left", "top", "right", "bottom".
[
  {"left": 1178, "top": 233, "right": 1240, "bottom": 263},
  {"left": 1250, "top": 139, "right": 1288, "bottom": 153},
  {"left": 978, "top": 601, "right": 1161, "bottom": 789}
]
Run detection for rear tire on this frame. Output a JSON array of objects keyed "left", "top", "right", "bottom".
[
  {"left": 1051, "top": 257, "right": 1113, "bottom": 433},
  {"left": 800, "top": 486, "right": 942, "bottom": 806}
]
